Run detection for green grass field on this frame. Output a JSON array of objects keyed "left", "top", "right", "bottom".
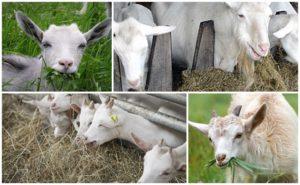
[
  {"left": 2, "top": 2, "right": 111, "bottom": 91},
  {"left": 188, "top": 93, "right": 298, "bottom": 183}
]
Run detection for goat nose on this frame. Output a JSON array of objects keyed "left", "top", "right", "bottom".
[
  {"left": 128, "top": 79, "right": 140, "bottom": 87},
  {"left": 58, "top": 59, "right": 73, "bottom": 68},
  {"left": 216, "top": 154, "right": 226, "bottom": 162},
  {"left": 258, "top": 43, "right": 269, "bottom": 53}
]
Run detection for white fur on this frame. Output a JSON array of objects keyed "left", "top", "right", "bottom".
[
  {"left": 113, "top": 3, "right": 175, "bottom": 90},
  {"left": 137, "top": 141, "right": 186, "bottom": 183},
  {"left": 152, "top": 2, "right": 272, "bottom": 72},
  {"left": 83, "top": 99, "right": 185, "bottom": 148},
  {"left": 50, "top": 94, "right": 88, "bottom": 113},
  {"left": 269, "top": 14, "right": 298, "bottom": 64},
  {"left": 189, "top": 93, "right": 297, "bottom": 182}
]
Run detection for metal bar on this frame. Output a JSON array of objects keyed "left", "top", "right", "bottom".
[
  {"left": 104, "top": 95, "right": 186, "bottom": 133},
  {"left": 149, "top": 94, "right": 186, "bottom": 106}
]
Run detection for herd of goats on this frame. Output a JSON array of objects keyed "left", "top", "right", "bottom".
[{"left": 22, "top": 94, "right": 186, "bottom": 183}]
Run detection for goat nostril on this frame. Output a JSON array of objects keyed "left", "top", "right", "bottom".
[
  {"left": 51, "top": 103, "right": 56, "bottom": 107},
  {"left": 258, "top": 43, "right": 269, "bottom": 52},
  {"left": 128, "top": 79, "right": 140, "bottom": 87},
  {"left": 217, "top": 154, "right": 226, "bottom": 162},
  {"left": 58, "top": 60, "right": 73, "bottom": 68}
]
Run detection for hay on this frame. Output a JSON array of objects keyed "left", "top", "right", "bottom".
[
  {"left": 179, "top": 54, "right": 297, "bottom": 91},
  {"left": 2, "top": 95, "right": 185, "bottom": 183}
]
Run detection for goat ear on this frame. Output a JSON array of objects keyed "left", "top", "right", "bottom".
[
  {"left": 273, "top": 19, "right": 294, "bottom": 39},
  {"left": 47, "top": 95, "right": 54, "bottom": 101},
  {"left": 189, "top": 121, "right": 209, "bottom": 136},
  {"left": 141, "top": 24, "right": 176, "bottom": 36},
  {"left": 15, "top": 11, "right": 43, "bottom": 44},
  {"left": 131, "top": 132, "right": 152, "bottom": 152},
  {"left": 106, "top": 98, "right": 114, "bottom": 109},
  {"left": 70, "top": 104, "right": 81, "bottom": 114},
  {"left": 244, "top": 104, "right": 267, "bottom": 134},
  {"left": 84, "top": 18, "right": 111, "bottom": 45},
  {"left": 232, "top": 105, "right": 242, "bottom": 117},
  {"left": 22, "top": 99, "right": 37, "bottom": 106},
  {"left": 83, "top": 99, "right": 89, "bottom": 106},
  {"left": 89, "top": 101, "right": 95, "bottom": 110},
  {"left": 170, "top": 148, "right": 186, "bottom": 172}
]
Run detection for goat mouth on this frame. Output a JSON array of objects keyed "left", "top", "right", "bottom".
[
  {"left": 216, "top": 161, "right": 228, "bottom": 167},
  {"left": 86, "top": 140, "right": 97, "bottom": 147},
  {"left": 248, "top": 44, "right": 263, "bottom": 61}
]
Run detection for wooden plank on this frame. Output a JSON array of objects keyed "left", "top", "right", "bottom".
[
  {"left": 192, "top": 20, "right": 215, "bottom": 70},
  {"left": 290, "top": 2, "right": 298, "bottom": 13},
  {"left": 146, "top": 33, "right": 172, "bottom": 91},
  {"left": 113, "top": 54, "right": 122, "bottom": 91}
]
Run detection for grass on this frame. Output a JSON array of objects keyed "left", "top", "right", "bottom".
[
  {"left": 188, "top": 93, "right": 298, "bottom": 183},
  {"left": 2, "top": 2, "right": 111, "bottom": 91}
]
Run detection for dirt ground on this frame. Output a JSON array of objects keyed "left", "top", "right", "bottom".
[
  {"left": 2, "top": 95, "right": 186, "bottom": 183},
  {"left": 178, "top": 49, "right": 297, "bottom": 91}
]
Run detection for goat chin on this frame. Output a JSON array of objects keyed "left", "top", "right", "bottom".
[{"left": 237, "top": 49, "right": 255, "bottom": 90}]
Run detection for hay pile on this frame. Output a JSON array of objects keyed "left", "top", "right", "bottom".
[
  {"left": 2, "top": 95, "right": 186, "bottom": 183},
  {"left": 179, "top": 54, "right": 297, "bottom": 91}
]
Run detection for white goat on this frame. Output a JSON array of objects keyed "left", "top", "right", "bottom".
[
  {"left": 22, "top": 94, "right": 54, "bottom": 125},
  {"left": 131, "top": 134, "right": 186, "bottom": 183},
  {"left": 3, "top": 11, "right": 111, "bottom": 91},
  {"left": 152, "top": 2, "right": 272, "bottom": 72},
  {"left": 83, "top": 97, "right": 185, "bottom": 148},
  {"left": 72, "top": 99, "right": 100, "bottom": 144},
  {"left": 50, "top": 94, "right": 88, "bottom": 113},
  {"left": 189, "top": 93, "right": 297, "bottom": 182},
  {"left": 269, "top": 14, "right": 298, "bottom": 64},
  {"left": 113, "top": 3, "right": 175, "bottom": 90},
  {"left": 50, "top": 110, "right": 74, "bottom": 138}
]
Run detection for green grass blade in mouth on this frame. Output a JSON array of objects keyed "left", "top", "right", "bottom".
[{"left": 206, "top": 159, "right": 216, "bottom": 168}]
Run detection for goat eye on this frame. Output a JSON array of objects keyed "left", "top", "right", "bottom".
[
  {"left": 161, "top": 171, "right": 170, "bottom": 176},
  {"left": 88, "top": 122, "right": 92, "bottom": 126},
  {"left": 235, "top": 133, "right": 243, "bottom": 139},
  {"left": 238, "top": 14, "right": 245, "bottom": 18},
  {"left": 76, "top": 121, "right": 80, "bottom": 127},
  {"left": 42, "top": 42, "right": 52, "bottom": 48},
  {"left": 209, "top": 137, "right": 212, "bottom": 142},
  {"left": 113, "top": 33, "right": 116, "bottom": 37},
  {"left": 78, "top": 43, "right": 86, "bottom": 49}
]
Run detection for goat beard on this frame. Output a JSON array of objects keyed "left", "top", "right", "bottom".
[{"left": 237, "top": 49, "right": 255, "bottom": 90}]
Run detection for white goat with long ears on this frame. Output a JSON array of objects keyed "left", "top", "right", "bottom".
[
  {"left": 152, "top": 2, "right": 272, "bottom": 72},
  {"left": 189, "top": 93, "right": 297, "bottom": 182},
  {"left": 3, "top": 11, "right": 111, "bottom": 91},
  {"left": 131, "top": 133, "right": 186, "bottom": 183},
  {"left": 72, "top": 99, "right": 100, "bottom": 144},
  {"left": 269, "top": 14, "right": 298, "bottom": 64},
  {"left": 113, "top": 3, "right": 175, "bottom": 90},
  {"left": 82, "top": 97, "right": 185, "bottom": 148}
]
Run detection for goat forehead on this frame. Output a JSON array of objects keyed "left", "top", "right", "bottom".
[
  {"left": 117, "top": 24, "right": 144, "bottom": 42},
  {"left": 44, "top": 26, "right": 86, "bottom": 43},
  {"left": 241, "top": 3, "right": 270, "bottom": 13},
  {"left": 210, "top": 116, "right": 243, "bottom": 135}
]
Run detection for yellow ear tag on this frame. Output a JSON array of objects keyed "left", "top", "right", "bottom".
[{"left": 110, "top": 114, "right": 118, "bottom": 123}]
